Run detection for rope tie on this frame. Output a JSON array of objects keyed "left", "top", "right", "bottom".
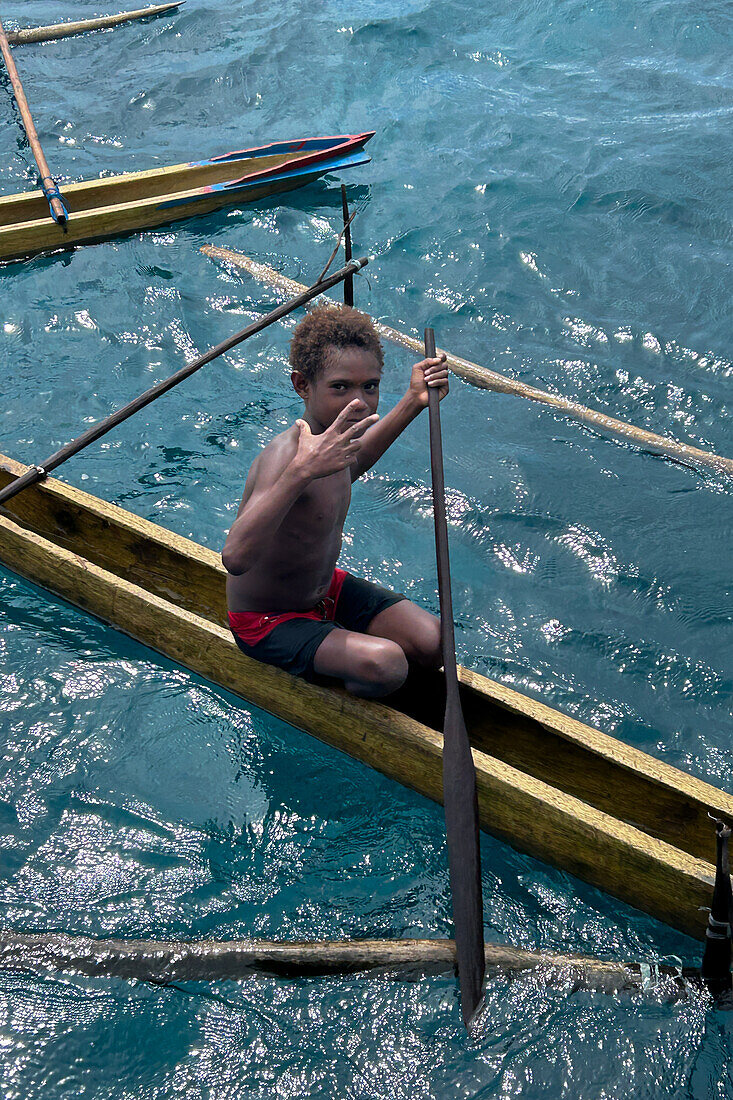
[{"left": 39, "top": 175, "right": 68, "bottom": 223}]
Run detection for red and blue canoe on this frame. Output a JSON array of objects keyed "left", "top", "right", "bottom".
[{"left": 0, "top": 131, "right": 374, "bottom": 262}]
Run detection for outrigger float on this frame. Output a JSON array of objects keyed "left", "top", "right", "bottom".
[{"left": 4, "top": 4, "right": 184, "bottom": 47}]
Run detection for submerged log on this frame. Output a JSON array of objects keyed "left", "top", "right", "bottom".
[
  {"left": 0, "top": 931, "right": 699, "bottom": 1000},
  {"left": 201, "top": 245, "right": 733, "bottom": 478}
]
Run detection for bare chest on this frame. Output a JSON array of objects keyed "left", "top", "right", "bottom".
[{"left": 293, "top": 470, "right": 351, "bottom": 531}]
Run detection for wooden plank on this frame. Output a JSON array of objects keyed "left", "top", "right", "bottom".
[
  {"left": 0, "top": 505, "right": 719, "bottom": 939},
  {"left": 6, "top": 4, "right": 183, "bottom": 46},
  {"left": 202, "top": 247, "right": 733, "bottom": 478},
  {"left": 2, "top": 453, "right": 730, "bottom": 870},
  {"left": 0, "top": 454, "right": 226, "bottom": 622}
]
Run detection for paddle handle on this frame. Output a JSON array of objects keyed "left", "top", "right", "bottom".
[
  {"left": 425, "top": 328, "right": 458, "bottom": 689},
  {"left": 0, "top": 18, "right": 67, "bottom": 224}
]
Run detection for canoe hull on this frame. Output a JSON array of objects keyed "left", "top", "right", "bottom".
[
  {"left": 0, "top": 133, "right": 374, "bottom": 261},
  {"left": 1, "top": 454, "right": 730, "bottom": 941}
]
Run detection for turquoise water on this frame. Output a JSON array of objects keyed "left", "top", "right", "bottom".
[{"left": 1, "top": 0, "right": 732, "bottom": 1094}]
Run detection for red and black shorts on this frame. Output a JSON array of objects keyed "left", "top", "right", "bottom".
[{"left": 228, "top": 568, "right": 406, "bottom": 683}]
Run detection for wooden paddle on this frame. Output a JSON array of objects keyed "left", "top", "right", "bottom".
[
  {"left": 425, "top": 327, "right": 486, "bottom": 1028},
  {"left": 0, "top": 256, "right": 368, "bottom": 506},
  {"left": 0, "top": 17, "right": 68, "bottom": 225}
]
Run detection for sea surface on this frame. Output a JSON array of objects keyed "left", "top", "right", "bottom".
[{"left": 0, "top": 0, "right": 732, "bottom": 1095}]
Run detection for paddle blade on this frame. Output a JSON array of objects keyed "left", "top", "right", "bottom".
[{"left": 443, "top": 686, "right": 485, "bottom": 1026}]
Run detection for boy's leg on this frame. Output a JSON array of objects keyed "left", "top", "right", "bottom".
[
  {"left": 334, "top": 574, "right": 442, "bottom": 670},
  {"left": 232, "top": 616, "right": 407, "bottom": 699},
  {"left": 366, "top": 600, "right": 442, "bottom": 668},
  {"left": 312, "top": 629, "right": 408, "bottom": 698}
]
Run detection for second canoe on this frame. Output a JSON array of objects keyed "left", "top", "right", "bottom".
[{"left": 0, "top": 131, "right": 374, "bottom": 262}]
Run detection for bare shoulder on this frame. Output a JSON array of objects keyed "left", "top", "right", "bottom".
[{"left": 239, "top": 424, "right": 299, "bottom": 503}]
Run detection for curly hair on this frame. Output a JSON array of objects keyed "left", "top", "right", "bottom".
[{"left": 289, "top": 305, "right": 384, "bottom": 382}]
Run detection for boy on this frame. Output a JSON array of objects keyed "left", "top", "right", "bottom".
[{"left": 222, "top": 305, "right": 449, "bottom": 698}]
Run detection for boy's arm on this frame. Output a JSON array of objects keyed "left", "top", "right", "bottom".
[
  {"left": 351, "top": 354, "right": 449, "bottom": 480},
  {"left": 221, "top": 437, "right": 305, "bottom": 576}
]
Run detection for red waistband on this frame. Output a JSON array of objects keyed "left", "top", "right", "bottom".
[{"left": 228, "top": 568, "right": 348, "bottom": 646}]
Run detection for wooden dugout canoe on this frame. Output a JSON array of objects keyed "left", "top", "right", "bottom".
[
  {"left": 0, "top": 132, "right": 373, "bottom": 262},
  {"left": 0, "top": 451, "right": 731, "bottom": 942}
]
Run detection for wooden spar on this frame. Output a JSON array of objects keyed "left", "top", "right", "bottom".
[
  {"left": 0, "top": 455, "right": 731, "bottom": 941},
  {"left": 6, "top": 4, "right": 184, "bottom": 46},
  {"left": 425, "top": 326, "right": 485, "bottom": 1027},
  {"left": 0, "top": 257, "right": 368, "bottom": 507},
  {"left": 0, "top": 133, "right": 374, "bottom": 262},
  {"left": 0, "top": 931, "right": 699, "bottom": 998},
  {"left": 201, "top": 247, "right": 733, "bottom": 478},
  {"left": 341, "top": 184, "right": 354, "bottom": 306},
  {"left": 0, "top": 18, "right": 68, "bottom": 225}
]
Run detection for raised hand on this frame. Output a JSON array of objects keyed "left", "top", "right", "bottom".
[
  {"left": 409, "top": 353, "right": 449, "bottom": 408},
  {"left": 293, "top": 400, "right": 379, "bottom": 480}
]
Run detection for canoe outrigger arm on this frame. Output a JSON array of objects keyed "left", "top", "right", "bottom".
[{"left": 0, "top": 15, "right": 70, "bottom": 226}]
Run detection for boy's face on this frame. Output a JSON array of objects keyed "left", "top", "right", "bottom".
[{"left": 292, "top": 345, "right": 381, "bottom": 433}]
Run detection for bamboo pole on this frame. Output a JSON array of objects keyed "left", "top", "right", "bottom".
[
  {"left": 0, "top": 931, "right": 699, "bottom": 1000},
  {"left": 0, "top": 17, "right": 67, "bottom": 224},
  {"left": 6, "top": 4, "right": 184, "bottom": 47},
  {"left": 201, "top": 246, "right": 733, "bottom": 478}
]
